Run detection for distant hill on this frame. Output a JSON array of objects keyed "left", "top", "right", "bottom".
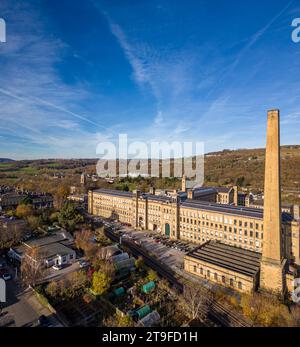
[
  {"left": 204, "top": 145, "right": 300, "bottom": 191},
  {"left": 0, "top": 158, "right": 14, "bottom": 163}
]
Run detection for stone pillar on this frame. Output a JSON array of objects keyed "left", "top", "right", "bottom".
[
  {"left": 144, "top": 198, "right": 148, "bottom": 230},
  {"left": 175, "top": 196, "right": 181, "bottom": 240},
  {"left": 233, "top": 186, "right": 238, "bottom": 206},
  {"left": 293, "top": 205, "right": 300, "bottom": 221},
  {"left": 260, "top": 110, "right": 286, "bottom": 294},
  {"left": 88, "top": 190, "right": 93, "bottom": 214},
  {"left": 132, "top": 190, "right": 141, "bottom": 229},
  {"left": 182, "top": 175, "right": 187, "bottom": 192}
]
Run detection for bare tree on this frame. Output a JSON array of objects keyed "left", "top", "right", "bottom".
[
  {"left": 75, "top": 229, "right": 97, "bottom": 259},
  {"left": 0, "top": 223, "right": 24, "bottom": 249},
  {"left": 21, "top": 246, "right": 47, "bottom": 287},
  {"left": 182, "top": 284, "right": 211, "bottom": 322}
]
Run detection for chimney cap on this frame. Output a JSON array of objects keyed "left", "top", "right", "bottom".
[{"left": 268, "top": 109, "right": 280, "bottom": 114}]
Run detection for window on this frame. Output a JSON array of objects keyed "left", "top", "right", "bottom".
[
  {"left": 230, "top": 279, "right": 234, "bottom": 287},
  {"left": 214, "top": 273, "right": 218, "bottom": 280},
  {"left": 207, "top": 270, "right": 210, "bottom": 278},
  {"left": 222, "top": 276, "right": 226, "bottom": 284},
  {"left": 193, "top": 266, "right": 197, "bottom": 272},
  {"left": 238, "top": 282, "right": 243, "bottom": 290}
]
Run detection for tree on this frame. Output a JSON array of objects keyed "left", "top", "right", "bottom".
[
  {"left": 289, "top": 305, "right": 300, "bottom": 327},
  {"left": 182, "top": 285, "right": 211, "bottom": 321},
  {"left": 27, "top": 215, "right": 41, "bottom": 231},
  {"left": 240, "top": 293, "right": 292, "bottom": 327},
  {"left": 54, "top": 184, "right": 70, "bottom": 208},
  {"left": 135, "top": 256, "right": 145, "bottom": 272},
  {"left": 46, "top": 271, "right": 87, "bottom": 301},
  {"left": 147, "top": 269, "right": 158, "bottom": 282},
  {"left": 236, "top": 176, "right": 245, "bottom": 187},
  {"left": 94, "top": 227, "right": 111, "bottom": 246},
  {"left": 91, "top": 270, "right": 112, "bottom": 296},
  {"left": 0, "top": 222, "right": 24, "bottom": 249},
  {"left": 74, "top": 229, "right": 98, "bottom": 259},
  {"left": 95, "top": 246, "right": 117, "bottom": 262},
  {"left": 50, "top": 211, "right": 59, "bottom": 223},
  {"left": 93, "top": 259, "right": 115, "bottom": 281},
  {"left": 21, "top": 247, "right": 47, "bottom": 287},
  {"left": 20, "top": 196, "right": 33, "bottom": 205},
  {"left": 57, "top": 203, "right": 83, "bottom": 232},
  {"left": 45, "top": 281, "right": 59, "bottom": 298},
  {"left": 15, "top": 204, "right": 34, "bottom": 219},
  {"left": 104, "top": 313, "right": 134, "bottom": 327}
]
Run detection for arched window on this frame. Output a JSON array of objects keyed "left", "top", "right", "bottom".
[
  {"left": 207, "top": 270, "right": 210, "bottom": 278},
  {"left": 214, "top": 273, "right": 218, "bottom": 281},
  {"left": 222, "top": 276, "right": 226, "bottom": 284},
  {"left": 238, "top": 281, "right": 243, "bottom": 290},
  {"left": 230, "top": 278, "right": 234, "bottom": 287}
]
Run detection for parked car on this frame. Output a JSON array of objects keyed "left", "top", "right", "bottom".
[
  {"left": 78, "top": 260, "right": 89, "bottom": 268},
  {"left": 2, "top": 273, "right": 12, "bottom": 281},
  {"left": 38, "top": 315, "right": 54, "bottom": 327},
  {"left": 52, "top": 264, "right": 63, "bottom": 271}
]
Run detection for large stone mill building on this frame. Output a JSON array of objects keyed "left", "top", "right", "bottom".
[{"left": 88, "top": 110, "right": 300, "bottom": 294}]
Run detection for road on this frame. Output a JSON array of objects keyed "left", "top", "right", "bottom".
[{"left": 0, "top": 260, "right": 63, "bottom": 327}]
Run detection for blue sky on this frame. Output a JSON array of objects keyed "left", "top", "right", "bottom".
[{"left": 0, "top": 0, "right": 300, "bottom": 159}]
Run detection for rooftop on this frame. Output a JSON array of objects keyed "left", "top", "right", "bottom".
[
  {"left": 186, "top": 241, "right": 261, "bottom": 278},
  {"left": 39, "top": 243, "right": 74, "bottom": 258},
  {"left": 94, "top": 188, "right": 133, "bottom": 198},
  {"left": 23, "top": 233, "right": 68, "bottom": 248},
  {"left": 181, "top": 199, "right": 264, "bottom": 219},
  {"left": 215, "top": 187, "right": 233, "bottom": 194}
]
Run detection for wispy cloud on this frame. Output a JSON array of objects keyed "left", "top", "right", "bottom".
[
  {"left": 208, "top": 0, "right": 295, "bottom": 97},
  {"left": 0, "top": 0, "right": 111, "bottom": 159}
]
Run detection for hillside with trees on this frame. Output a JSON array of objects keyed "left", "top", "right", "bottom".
[{"left": 0, "top": 145, "right": 299, "bottom": 204}]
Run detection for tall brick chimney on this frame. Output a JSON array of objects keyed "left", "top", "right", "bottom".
[{"left": 260, "top": 110, "right": 286, "bottom": 294}]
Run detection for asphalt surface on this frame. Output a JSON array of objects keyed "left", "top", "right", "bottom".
[{"left": 0, "top": 260, "right": 62, "bottom": 327}]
